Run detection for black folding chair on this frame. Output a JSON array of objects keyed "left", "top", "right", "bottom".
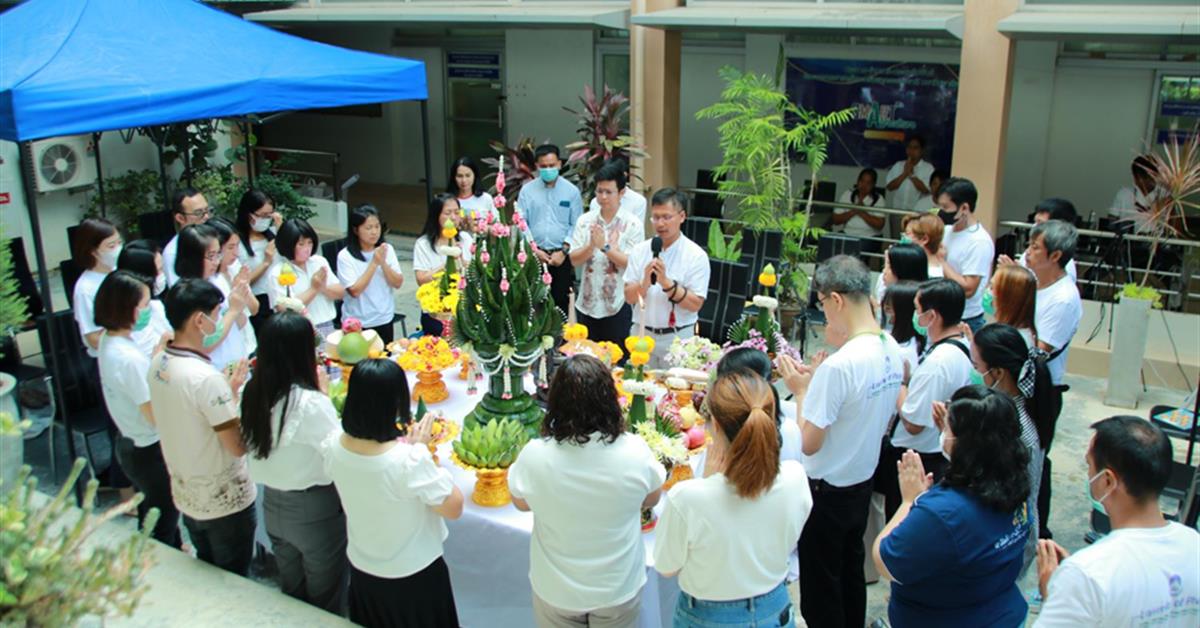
[{"left": 137, "top": 210, "right": 177, "bottom": 249}]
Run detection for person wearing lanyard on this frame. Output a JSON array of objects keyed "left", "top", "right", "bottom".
[
  {"left": 568, "top": 163, "right": 645, "bottom": 346},
  {"left": 518, "top": 144, "right": 584, "bottom": 315},
  {"left": 622, "top": 189, "right": 710, "bottom": 369},
  {"left": 936, "top": 177, "right": 994, "bottom": 333},
  {"left": 777, "top": 255, "right": 904, "bottom": 628},
  {"left": 879, "top": 278, "right": 974, "bottom": 519},
  {"left": 163, "top": 187, "right": 212, "bottom": 287}
]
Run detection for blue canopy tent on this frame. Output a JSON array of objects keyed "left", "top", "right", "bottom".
[{"left": 0, "top": 0, "right": 431, "bottom": 495}]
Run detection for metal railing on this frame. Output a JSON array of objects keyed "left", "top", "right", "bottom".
[{"left": 248, "top": 145, "right": 343, "bottom": 202}]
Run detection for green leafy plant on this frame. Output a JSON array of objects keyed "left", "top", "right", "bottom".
[
  {"left": 84, "top": 169, "right": 164, "bottom": 237},
  {"left": 0, "top": 227, "right": 30, "bottom": 346},
  {"left": 483, "top": 137, "right": 540, "bottom": 208},
  {"left": 160, "top": 121, "right": 220, "bottom": 180},
  {"left": 451, "top": 418, "right": 530, "bottom": 469},
  {"left": 563, "top": 85, "right": 647, "bottom": 202},
  {"left": 1119, "top": 283, "right": 1165, "bottom": 309},
  {"left": 706, "top": 222, "right": 743, "bottom": 262},
  {"left": 0, "top": 459, "right": 157, "bottom": 625},
  {"left": 696, "top": 58, "right": 852, "bottom": 305}
]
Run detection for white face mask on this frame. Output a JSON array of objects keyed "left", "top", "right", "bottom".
[
  {"left": 251, "top": 217, "right": 272, "bottom": 233},
  {"left": 153, "top": 274, "right": 167, "bottom": 296},
  {"left": 98, "top": 245, "right": 122, "bottom": 269}
]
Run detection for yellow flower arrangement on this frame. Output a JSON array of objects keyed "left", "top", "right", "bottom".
[
  {"left": 563, "top": 323, "right": 589, "bottom": 342},
  {"left": 396, "top": 336, "right": 457, "bottom": 373},
  {"left": 416, "top": 272, "right": 461, "bottom": 315},
  {"left": 277, "top": 263, "right": 297, "bottom": 287},
  {"left": 597, "top": 341, "right": 623, "bottom": 365},
  {"left": 758, "top": 263, "right": 777, "bottom": 288},
  {"left": 624, "top": 335, "right": 655, "bottom": 367},
  {"left": 442, "top": 219, "right": 459, "bottom": 240}
]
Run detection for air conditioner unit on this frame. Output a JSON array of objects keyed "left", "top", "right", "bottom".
[{"left": 30, "top": 135, "right": 98, "bottom": 193}]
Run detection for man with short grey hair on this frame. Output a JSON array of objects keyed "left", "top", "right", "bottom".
[{"left": 778, "top": 254, "right": 905, "bottom": 628}]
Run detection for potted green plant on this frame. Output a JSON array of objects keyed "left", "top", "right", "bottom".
[
  {"left": 562, "top": 84, "right": 647, "bottom": 202},
  {"left": 483, "top": 137, "right": 541, "bottom": 206},
  {"left": 0, "top": 459, "right": 157, "bottom": 624},
  {"left": 1105, "top": 130, "right": 1198, "bottom": 408},
  {"left": 695, "top": 57, "right": 851, "bottom": 310},
  {"left": 0, "top": 226, "right": 29, "bottom": 483}
]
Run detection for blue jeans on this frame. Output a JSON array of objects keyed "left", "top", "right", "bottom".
[
  {"left": 674, "top": 581, "right": 794, "bottom": 628},
  {"left": 963, "top": 314, "right": 986, "bottom": 334}
]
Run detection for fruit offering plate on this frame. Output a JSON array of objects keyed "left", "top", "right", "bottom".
[{"left": 449, "top": 450, "right": 502, "bottom": 473}]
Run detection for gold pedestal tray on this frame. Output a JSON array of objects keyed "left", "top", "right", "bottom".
[
  {"left": 450, "top": 452, "right": 512, "bottom": 507},
  {"left": 412, "top": 370, "right": 450, "bottom": 404}
]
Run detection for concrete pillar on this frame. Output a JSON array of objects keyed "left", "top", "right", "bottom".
[
  {"left": 630, "top": 0, "right": 682, "bottom": 195},
  {"left": 951, "top": 0, "right": 1020, "bottom": 233}
]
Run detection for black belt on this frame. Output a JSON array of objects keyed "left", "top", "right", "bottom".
[
  {"left": 809, "top": 477, "right": 873, "bottom": 494},
  {"left": 646, "top": 325, "right": 688, "bottom": 335}
]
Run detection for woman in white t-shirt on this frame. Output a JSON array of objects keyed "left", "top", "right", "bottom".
[
  {"left": 508, "top": 355, "right": 666, "bottom": 626},
  {"left": 72, "top": 217, "right": 124, "bottom": 357},
  {"left": 324, "top": 358, "right": 465, "bottom": 627},
  {"left": 267, "top": 219, "right": 343, "bottom": 338},
  {"left": 209, "top": 218, "right": 259, "bottom": 358},
  {"left": 989, "top": 264, "right": 1039, "bottom": 349},
  {"left": 94, "top": 270, "right": 180, "bottom": 547},
  {"left": 174, "top": 224, "right": 247, "bottom": 372},
  {"left": 448, "top": 156, "right": 496, "bottom": 224},
  {"left": 412, "top": 194, "right": 474, "bottom": 336},
  {"left": 832, "top": 168, "right": 887, "bottom": 248},
  {"left": 235, "top": 190, "right": 283, "bottom": 334},
  {"left": 901, "top": 212, "right": 946, "bottom": 279},
  {"left": 240, "top": 311, "right": 347, "bottom": 612},
  {"left": 655, "top": 372, "right": 812, "bottom": 627},
  {"left": 117, "top": 240, "right": 173, "bottom": 358},
  {"left": 336, "top": 205, "right": 404, "bottom": 344},
  {"left": 884, "top": 135, "right": 935, "bottom": 211}
]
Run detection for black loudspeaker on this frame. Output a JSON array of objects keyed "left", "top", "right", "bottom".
[
  {"left": 693, "top": 169, "right": 724, "bottom": 218},
  {"left": 816, "top": 232, "right": 862, "bottom": 262}
]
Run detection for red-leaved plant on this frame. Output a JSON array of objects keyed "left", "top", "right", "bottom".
[
  {"left": 563, "top": 85, "right": 647, "bottom": 202},
  {"left": 483, "top": 137, "right": 541, "bottom": 206}
]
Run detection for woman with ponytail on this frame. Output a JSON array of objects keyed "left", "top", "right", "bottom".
[
  {"left": 655, "top": 372, "right": 812, "bottom": 627},
  {"left": 971, "top": 322, "right": 1057, "bottom": 564}
]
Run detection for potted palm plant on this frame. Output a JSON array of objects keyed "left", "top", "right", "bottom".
[
  {"left": 695, "top": 58, "right": 852, "bottom": 312},
  {"left": 1105, "top": 130, "right": 1198, "bottom": 408}
]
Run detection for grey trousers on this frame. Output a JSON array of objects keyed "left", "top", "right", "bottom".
[
  {"left": 263, "top": 483, "right": 349, "bottom": 614},
  {"left": 532, "top": 591, "right": 642, "bottom": 628}
]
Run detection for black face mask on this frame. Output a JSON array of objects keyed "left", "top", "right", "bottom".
[{"left": 938, "top": 210, "right": 958, "bottom": 225}]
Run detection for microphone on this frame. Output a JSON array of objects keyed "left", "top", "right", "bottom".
[{"left": 649, "top": 236, "right": 663, "bottom": 284}]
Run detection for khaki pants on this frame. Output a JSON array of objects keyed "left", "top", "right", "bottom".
[{"left": 532, "top": 591, "right": 641, "bottom": 628}]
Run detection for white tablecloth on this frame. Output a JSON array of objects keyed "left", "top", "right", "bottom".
[{"left": 418, "top": 367, "right": 682, "bottom": 628}]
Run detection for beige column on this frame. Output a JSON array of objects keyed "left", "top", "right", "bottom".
[
  {"left": 630, "top": 0, "right": 682, "bottom": 196},
  {"left": 950, "top": 0, "right": 1020, "bottom": 233}
]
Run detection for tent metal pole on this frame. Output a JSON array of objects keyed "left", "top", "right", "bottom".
[
  {"left": 18, "top": 141, "right": 83, "bottom": 505},
  {"left": 155, "top": 131, "right": 171, "bottom": 213},
  {"left": 92, "top": 132, "right": 106, "bottom": 218},
  {"left": 420, "top": 100, "right": 433, "bottom": 204}
]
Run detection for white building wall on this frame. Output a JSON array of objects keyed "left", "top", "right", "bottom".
[{"left": 504, "top": 28, "right": 596, "bottom": 153}]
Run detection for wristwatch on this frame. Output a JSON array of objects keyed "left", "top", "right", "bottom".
[
  {"left": 601, "top": 244, "right": 611, "bottom": 253},
  {"left": 561, "top": 242, "right": 571, "bottom": 254}
]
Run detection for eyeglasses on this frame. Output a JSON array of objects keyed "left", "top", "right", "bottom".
[
  {"left": 595, "top": 188, "right": 618, "bottom": 197},
  {"left": 815, "top": 294, "right": 827, "bottom": 311},
  {"left": 185, "top": 207, "right": 213, "bottom": 219},
  {"left": 204, "top": 252, "right": 221, "bottom": 261}
]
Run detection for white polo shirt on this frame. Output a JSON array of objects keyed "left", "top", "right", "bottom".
[
  {"left": 148, "top": 346, "right": 255, "bottom": 520},
  {"left": 800, "top": 332, "right": 905, "bottom": 486},
  {"left": 98, "top": 334, "right": 157, "bottom": 447},
  {"left": 622, "top": 234, "right": 710, "bottom": 329},
  {"left": 508, "top": 433, "right": 665, "bottom": 612},
  {"left": 412, "top": 233, "right": 475, "bottom": 274},
  {"left": 73, "top": 268, "right": 109, "bottom": 357},
  {"left": 943, "top": 223, "right": 995, "bottom": 319}
]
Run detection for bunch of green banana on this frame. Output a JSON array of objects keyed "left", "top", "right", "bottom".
[{"left": 451, "top": 418, "right": 530, "bottom": 469}]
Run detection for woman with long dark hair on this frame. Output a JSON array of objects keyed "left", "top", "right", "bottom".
[
  {"left": 205, "top": 217, "right": 258, "bottom": 363},
  {"left": 873, "top": 385, "right": 1032, "bottom": 627},
  {"left": 447, "top": 156, "right": 495, "bottom": 222},
  {"left": 94, "top": 270, "right": 180, "bottom": 547},
  {"left": 174, "top": 224, "right": 243, "bottom": 371},
  {"left": 240, "top": 311, "right": 346, "bottom": 612},
  {"left": 655, "top": 372, "right": 812, "bottom": 627},
  {"left": 325, "top": 358, "right": 464, "bottom": 627},
  {"left": 987, "top": 264, "right": 1038, "bottom": 348},
  {"left": 875, "top": 242, "right": 929, "bottom": 312},
  {"left": 235, "top": 189, "right": 281, "bottom": 333},
  {"left": 336, "top": 204, "right": 404, "bottom": 344},
  {"left": 972, "top": 323, "right": 1056, "bottom": 570},
  {"left": 508, "top": 355, "right": 666, "bottom": 626},
  {"left": 412, "top": 193, "right": 474, "bottom": 336},
  {"left": 883, "top": 281, "right": 925, "bottom": 372}
]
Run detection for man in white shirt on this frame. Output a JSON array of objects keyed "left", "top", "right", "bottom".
[
  {"left": 1036, "top": 416, "right": 1199, "bottom": 627},
  {"left": 831, "top": 167, "right": 887, "bottom": 252},
  {"left": 150, "top": 279, "right": 255, "bottom": 576},
  {"left": 623, "top": 189, "right": 710, "bottom": 369},
  {"left": 163, "top": 187, "right": 213, "bottom": 287},
  {"left": 569, "top": 164, "right": 645, "bottom": 346},
  {"left": 519, "top": 144, "right": 584, "bottom": 315},
  {"left": 587, "top": 157, "right": 647, "bottom": 226},
  {"left": 884, "top": 134, "right": 935, "bottom": 210},
  {"left": 936, "top": 177, "right": 994, "bottom": 333},
  {"left": 1109, "top": 155, "right": 1165, "bottom": 221},
  {"left": 879, "top": 278, "right": 973, "bottom": 517},
  {"left": 1011, "top": 198, "right": 1079, "bottom": 283},
  {"left": 778, "top": 255, "right": 904, "bottom": 628},
  {"left": 1025, "top": 220, "right": 1082, "bottom": 386}
]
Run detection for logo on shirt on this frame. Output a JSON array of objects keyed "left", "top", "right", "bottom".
[{"left": 1170, "top": 574, "right": 1183, "bottom": 598}]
